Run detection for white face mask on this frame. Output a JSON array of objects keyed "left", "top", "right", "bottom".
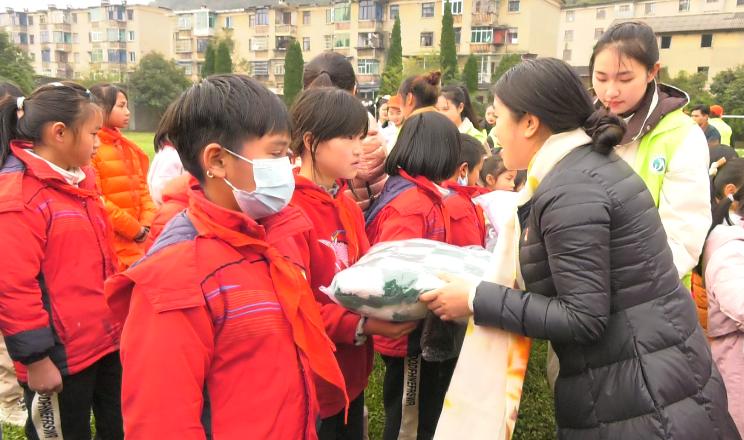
[{"left": 222, "top": 149, "right": 295, "bottom": 219}]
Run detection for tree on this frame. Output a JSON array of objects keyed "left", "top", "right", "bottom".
[
  {"left": 659, "top": 68, "right": 712, "bottom": 105},
  {"left": 202, "top": 43, "right": 216, "bottom": 78},
  {"left": 129, "top": 52, "right": 191, "bottom": 116},
  {"left": 440, "top": 1, "right": 458, "bottom": 83},
  {"left": 283, "top": 40, "right": 304, "bottom": 106},
  {"left": 491, "top": 53, "right": 522, "bottom": 83},
  {"left": 710, "top": 65, "right": 744, "bottom": 144},
  {"left": 462, "top": 55, "right": 478, "bottom": 94},
  {"left": 0, "top": 32, "right": 35, "bottom": 93},
  {"left": 380, "top": 16, "right": 403, "bottom": 95},
  {"left": 403, "top": 51, "right": 441, "bottom": 77},
  {"left": 214, "top": 40, "right": 233, "bottom": 74}
]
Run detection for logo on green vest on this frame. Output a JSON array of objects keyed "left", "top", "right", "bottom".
[{"left": 650, "top": 156, "right": 667, "bottom": 174}]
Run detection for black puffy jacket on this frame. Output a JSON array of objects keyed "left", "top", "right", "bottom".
[{"left": 473, "top": 145, "right": 739, "bottom": 440}]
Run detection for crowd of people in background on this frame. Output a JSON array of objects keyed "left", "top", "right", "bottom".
[{"left": 0, "top": 19, "right": 741, "bottom": 440}]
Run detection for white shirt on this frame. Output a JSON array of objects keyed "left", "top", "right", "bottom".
[
  {"left": 616, "top": 126, "right": 712, "bottom": 277},
  {"left": 26, "top": 150, "right": 87, "bottom": 187},
  {"left": 147, "top": 145, "right": 185, "bottom": 206}
]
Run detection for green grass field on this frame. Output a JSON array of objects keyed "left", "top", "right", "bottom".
[{"left": 1, "top": 132, "right": 556, "bottom": 439}]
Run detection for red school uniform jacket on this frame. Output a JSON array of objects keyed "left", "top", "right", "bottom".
[
  {"left": 0, "top": 141, "right": 120, "bottom": 382},
  {"left": 291, "top": 174, "right": 373, "bottom": 418},
  {"left": 105, "top": 181, "right": 341, "bottom": 440},
  {"left": 441, "top": 181, "right": 487, "bottom": 247},
  {"left": 364, "top": 170, "right": 450, "bottom": 357}
]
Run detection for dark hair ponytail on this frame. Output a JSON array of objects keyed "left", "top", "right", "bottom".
[
  {"left": 441, "top": 85, "right": 482, "bottom": 130},
  {"left": 0, "top": 82, "right": 24, "bottom": 99},
  {"left": 303, "top": 52, "right": 357, "bottom": 92},
  {"left": 583, "top": 108, "right": 626, "bottom": 154},
  {"left": 399, "top": 71, "right": 441, "bottom": 109},
  {"left": 493, "top": 57, "right": 625, "bottom": 155},
  {"left": 0, "top": 81, "right": 97, "bottom": 166},
  {"left": 590, "top": 22, "right": 659, "bottom": 76},
  {"left": 711, "top": 158, "right": 744, "bottom": 228}
]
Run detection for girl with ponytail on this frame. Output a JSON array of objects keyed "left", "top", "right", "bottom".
[
  {"left": 420, "top": 57, "right": 738, "bottom": 440},
  {"left": 437, "top": 84, "right": 489, "bottom": 148},
  {"left": 398, "top": 71, "right": 441, "bottom": 119},
  {"left": 0, "top": 82, "right": 124, "bottom": 438},
  {"left": 702, "top": 157, "right": 744, "bottom": 434}
]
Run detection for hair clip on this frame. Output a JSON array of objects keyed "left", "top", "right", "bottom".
[
  {"left": 48, "top": 82, "right": 64, "bottom": 87},
  {"left": 16, "top": 96, "right": 25, "bottom": 111},
  {"left": 728, "top": 194, "right": 736, "bottom": 202}
]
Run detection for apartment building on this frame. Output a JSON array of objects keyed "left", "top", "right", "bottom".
[
  {"left": 558, "top": 0, "right": 744, "bottom": 81},
  {"left": 1, "top": 2, "right": 173, "bottom": 81}
]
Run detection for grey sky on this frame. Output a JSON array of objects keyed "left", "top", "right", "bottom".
[{"left": 0, "top": 0, "right": 148, "bottom": 12}]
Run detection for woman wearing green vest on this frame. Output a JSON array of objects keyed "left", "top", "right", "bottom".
[
  {"left": 591, "top": 22, "right": 711, "bottom": 284},
  {"left": 436, "top": 85, "right": 489, "bottom": 151}
]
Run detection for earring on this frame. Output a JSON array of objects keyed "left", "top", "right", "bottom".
[{"left": 206, "top": 170, "right": 215, "bottom": 178}]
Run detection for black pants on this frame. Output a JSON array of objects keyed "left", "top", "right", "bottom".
[
  {"left": 22, "top": 351, "right": 123, "bottom": 440},
  {"left": 318, "top": 393, "right": 365, "bottom": 440},
  {"left": 381, "top": 354, "right": 457, "bottom": 440}
]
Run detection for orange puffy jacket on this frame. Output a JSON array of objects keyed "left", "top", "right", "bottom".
[{"left": 92, "top": 127, "right": 157, "bottom": 268}]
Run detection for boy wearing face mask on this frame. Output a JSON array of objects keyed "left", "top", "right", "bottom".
[{"left": 105, "top": 75, "right": 347, "bottom": 439}]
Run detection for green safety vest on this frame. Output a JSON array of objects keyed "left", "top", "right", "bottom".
[
  {"left": 632, "top": 109, "right": 697, "bottom": 288},
  {"left": 709, "top": 117, "right": 733, "bottom": 146}
]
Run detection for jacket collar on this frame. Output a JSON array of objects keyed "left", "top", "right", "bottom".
[{"left": 7, "top": 141, "right": 97, "bottom": 192}]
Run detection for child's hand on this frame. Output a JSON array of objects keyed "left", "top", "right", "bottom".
[
  {"left": 419, "top": 274, "right": 475, "bottom": 321},
  {"left": 27, "top": 357, "right": 63, "bottom": 395},
  {"left": 363, "top": 318, "right": 418, "bottom": 339}
]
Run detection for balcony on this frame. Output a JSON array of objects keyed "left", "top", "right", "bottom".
[
  {"left": 334, "top": 21, "right": 351, "bottom": 31},
  {"left": 273, "top": 49, "right": 287, "bottom": 58},
  {"left": 54, "top": 42, "right": 72, "bottom": 52},
  {"left": 472, "top": 12, "right": 498, "bottom": 26},
  {"left": 357, "top": 20, "right": 383, "bottom": 32},
  {"left": 255, "top": 24, "right": 269, "bottom": 35},
  {"left": 357, "top": 74, "right": 381, "bottom": 87},
  {"left": 332, "top": 46, "right": 351, "bottom": 56},
  {"left": 275, "top": 24, "right": 297, "bottom": 36},
  {"left": 452, "top": 14, "right": 462, "bottom": 25},
  {"left": 469, "top": 43, "right": 497, "bottom": 54},
  {"left": 53, "top": 22, "right": 71, "bottom": 31}
]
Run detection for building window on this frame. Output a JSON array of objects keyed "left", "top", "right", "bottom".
[
  {"left": 30, "top": 52, "right": 36, "bottom": 62},
  {"left": 128, "top": 31, "right": 135, "bottom": 41},
  {"left": 178, "top": 16, "right": 192, "bottom": 29},
  {"left": 225, "top": 16, "right": 233, "bottom": 28},
  {"left": 566, "top": 10, "right": 575, "bottom": 21},
  {"left": 303, "top": 11, "right": 311, "bottom": 24},
  {"left": 564, "top": 30, "right": 573, "bottom": 42},
  {"left": 508, "top": 0, "right": 520, "bottom": 12},
  {"left": 358, "top": 59, "right": 380, "bottom": 74},
  {"left": 127, "top": 9, "right": 134, "bottom": 20},
  {"left": 74, "top": 52, "right": 80, "bottom": 63},
  {"left": 334, "top": 33, "right": 350, "bottom": 48},
  {"left": 274, "top": 63, "right": 285, "bottom": 76},
  {"left": 701, "top": 34, "right": 713, "bottom": 47},
  {"left": 252, "top": 61, "right": 269, "bottom": 76},
  {"left": 390, "top": 5, "right": 400, "bottom": 20},
  {"left": 660, "top": 35, "right": 671, "bottom": 48},
  {"left": 29, "top": 34, "right": 35, "bottom": 44},
  {"left": 28, "top": 16, "right": 33, "bottom": 25},
  {"left": 698, "top": 66, "right": 710, "bottom": 78},
  {"left": 196, "top": 39, "right": 209, "bottom": 53},
  {"left": 40, "top": 31, "right": 49, "bottom": 43},
  {"left": 324, "top": 35, "right": 333, "bottom": 49},
  {"left": 129, "top": 51, "right": 136, "bottom": 62},
  {"left": 596, "top": 8, "right": 606, "bottom": 18},
  {"left": 422, "top": 3, "right": 435, "bottom": 17},
  {"left": 72, "top": 13, "right": 77, "bottom": 23},
  {"left": 276, "top": 11, "right": 292, "bottom": 25},
  {"left": 256, "top": 8, "right": 269, "bottom": 25},
  {"left": 645, "top": 3, "right": 656, "bottom": 15},
  {"left": 334, "top": 3, "right": 351, "bottom": 22},
  {"left": 420, "top": 32, "right": 434, "bottom": 46},
  {"left": 39, "top": 15, "right": 46, "bottom": 25},
  {"left": 508, "top": 28, "right": 518, "bottom": 44},
  {"left": 595, "top": 28, "right": 604, "bottom": 39},
  {"left": 679, "top": 0, "right": 691, "bottom": 10},
  {"left": 90, "top": 49, "right": 103, "bottom": 62},
  {"left": 454, "top": 27, "right": 461, "bottom": 45},
  {"left": 738, "top": 0, "right": 744, "bottom": 5},
  {"left": 72, "top": 33, "right": 79, "bottom": 43},
  {"left": 41, "top": 49, "right": 51, "bottom": 62},
  {"left": 617, "top": 4, "right": 632, "bottom": 17},
  {"left": 444, "top": 0, "right": 464, "bottom": 15},
  {"left": 175, "top": 40, "right": 192, "bottom": 53},
  {"left": 326, "top": 9, "right": 333, "bottom": 23},
  {"left": 89, "top": 31, "right": 102, "bottom": 42},
  {"left": 563, "top": 49, "right": 572, "bottom": 61},
  {"left": 303, "top": 37, "right": 311, "bottom": 51},
  {"left": 360, "top": 1, "right": 383, "bottom": 20},
  {"left": 208, "top": 14, "right": 216, "bottom": 28},
  {"left": 276, "top": 36, "right": 295, "bottom": 50},
  {"left": 250, "top": 37, "right": 268, "bottom": 50},
  {"left": 471, "top": 26, "right": 493, "bottom": 43}
]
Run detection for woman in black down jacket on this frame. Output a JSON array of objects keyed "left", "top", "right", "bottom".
[{"left": 420, "top": 58, "right": 739, "bottom": 439}]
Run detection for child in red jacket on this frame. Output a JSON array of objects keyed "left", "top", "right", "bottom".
[
  {"left": 289, "top": 87, "right": 417, "bottom": 439},
  {"left": 0, "top": 82, "right": 123, "bottom": 439},
  {"left": 365, "top": 111, "right": 463, "bottom": 440},
  {"left": 442, "top": 133, "right": 488, "bottom": 247},
  {"left": 104, "top": 75, "right": 346, "bottom": 440}
]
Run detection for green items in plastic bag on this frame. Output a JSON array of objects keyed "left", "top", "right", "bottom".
[{"left": 322, "top": 239, "right": 492, "bottom": 322}]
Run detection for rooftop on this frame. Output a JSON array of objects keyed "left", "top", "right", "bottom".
[{"left": 613, "top": 12, "right": 744, "bottom": 33}]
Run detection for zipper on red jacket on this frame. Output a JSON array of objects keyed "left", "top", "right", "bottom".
[
  {"left": 295, "top": 349, "right": 311, "bottom": 439},
  {"left": 81, "top": 199, "right": 110, "bottom": 284}
]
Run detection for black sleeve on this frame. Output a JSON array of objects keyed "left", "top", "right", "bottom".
[{"left": 472, "top": 172, "right": 612, "bottom": 345}]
